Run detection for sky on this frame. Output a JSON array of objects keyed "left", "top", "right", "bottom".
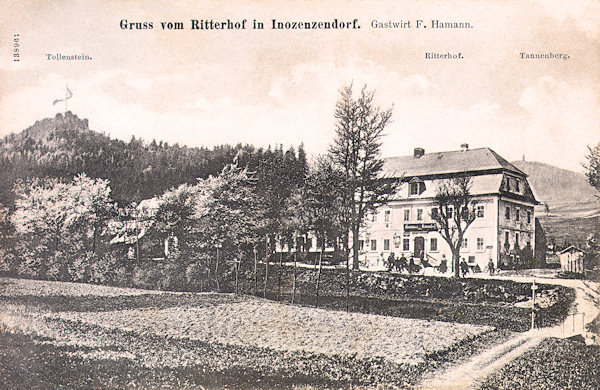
[{"left": 1, "top": 0, "right": 598, "bottom": 172}]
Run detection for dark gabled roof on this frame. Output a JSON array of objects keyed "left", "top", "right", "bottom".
[{"left": 383, "top": 147, "right": 526, "bottom": 178}]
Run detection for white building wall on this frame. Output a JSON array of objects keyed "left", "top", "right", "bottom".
[{"left": 359, "top": 195, "right": 499, "bottom": 272}]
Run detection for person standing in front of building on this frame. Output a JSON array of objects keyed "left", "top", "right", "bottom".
[
  {"left": 398, "top": 253, "right": 407, "bottom": 272},
  {"left": 488, "top": 258, "right": 495, "bottom": 276},
  {"left": 460, "top": 258, "right": 469, "bottom": 278},
  {"left": 387, "top": 252, "right": 395, "bottom": 272}
]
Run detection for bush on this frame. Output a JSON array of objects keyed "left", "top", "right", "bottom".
[
  {"left": 89, "top": 251, "right": 122, "bottom": 285},
  {"left": 45, "top": 252, "right": 69, "bottom": 281},
  {"left": 131, "top": 265, "right": 163, "bottom": 290},
  {"left": 66, "top": 252, "right": 95, "bottom": 282}
]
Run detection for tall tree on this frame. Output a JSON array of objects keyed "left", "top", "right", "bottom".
[
  {"left": 584, "top": 142, "right": 600, "bottom": 193},
  {"left": 191, "top": 163, "right": 265, "bottom": 292},
  {"left": 328, "top": 84, "right": 399, "bottom": 270},
  {"left": 303, "top": 156, "right": 347, "bottom": 307},
  {"left": 583, "top": 142, "right": 600, "bottom": 269},
  {"left": 11, "top": 174, "right": 114, "bottom": 277},
  {"left": 431, "top": 176, "right": 477, "bottom": 278},
  {"left": 280, "top": 190, "right": 309, "bottom": 303}
]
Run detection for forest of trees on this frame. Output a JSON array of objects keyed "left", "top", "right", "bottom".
[
  {"left": 0, "top": 85, "right": 402, "bottom": 294},
  {"left": 0, "top": 111, "right": 307, "bottom": 206}
]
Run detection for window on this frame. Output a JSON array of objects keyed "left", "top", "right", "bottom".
[
  {"left": 384, "top": 210, "right": 391, "bottom": 222},
  {"left": 384, "top": 239, "right": 390, "bottom": 251},
  {"left": 515, "top": 233, "right": 519, "bottom": 247},
  {"left": 417, "top": 209, "right": 423, "bottom": 221},
  {"left": 409, "top": 180, "right": 425, "bottom": 195},
  {"left": 515, "top": 208, "right": 520, "bottom": 222},
  {"left": 371, "top": 212, "right": 377, "bottom": 222},
  {"left": 515, "top": 180, "right": 520, "bottom": 192},
  {"left": 476, "top": 205, "right": 485, "bottom": 218},
  {"left": 306, "top": 238, "right": 312, "bottom": 250},
  {"left": 505, "top": 231, "right": 509, "bottom": 245},
  {"left": 430, "top": 238, "right": 438, "bottom": 251},
  {"left": 359, "top": 240, "right": 364, "bottom": 251},
  {"left": 506, "top": 177, "right": 511, "bottom": 191},
  {"left": 403, "top": 239, "right": 410, "bottom": 251},
  {"left": 410, "top": 182, "right": 419, "bottom": 195},
  {"left": 462, "top": 238, "right": 468, "bottom": 249},
  {"left": 370, "top": 240, "right": 377, "bottom": 251},
  {"left": 527, "top": 210, "right": 532, "bottom": 224},
  {"left": 448, "top": 206, "right": 454, "bottom": 219},
  {"left": 505, "top": 206, "right": 510, "bottom": 220},
  {"left": 477, "top": 238, "right": 484, "bottom": 251},
  {"left": 431, "top": 207, "right": 439, "bottom": 220},
  {"left": 404, "top": 209, "right": 410, "bottom": 221}
]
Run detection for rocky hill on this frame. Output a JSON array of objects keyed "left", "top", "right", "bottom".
[{"left": 0, "top": 112, "right": 306, "bottom": 208}]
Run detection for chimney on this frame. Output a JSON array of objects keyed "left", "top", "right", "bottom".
[
  {"left": 414, "top": 147, "right": 425, "bottom": 158},
  {"left": 461, "top": 143, "right": 469, "bottom": 152}
]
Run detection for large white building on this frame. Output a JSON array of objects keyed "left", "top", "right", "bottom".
[{"left": 359, "top": 145, "right": 539, "bottom": 272}]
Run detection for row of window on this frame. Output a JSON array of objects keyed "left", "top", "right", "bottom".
[
  {"left": 361, "top": 237, "right": 487, "bottom": 252},
  {"left": 462, "top": 237, "right": 486, "bottom": 251},
  {"left": 372, "top": 205, "right": 487, "bottom": 223},
  {"left": 504, "top": 206, "right": 532, "bottom": 223},
  {"left": 504, "top": 231, "right": 531, "bottom": 248}
]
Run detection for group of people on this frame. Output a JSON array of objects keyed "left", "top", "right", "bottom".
[
  {"left": 382, "top": 252, "right": 496, "bottom": 277},
  {"left": 459, "top": 257, "right": 496, "bottom": 277},
  {"left": 385, "top": 252, "right": 449, "bottom": 274},
  {"left": 386, "top": 252, "right": 421, "bottom": 273}
]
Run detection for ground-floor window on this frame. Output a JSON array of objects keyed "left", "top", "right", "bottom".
[
  {"left": 370, "top": 239, "right": 377, "bottom": 251},
  {"left": 430, "top": 238, "right": 438, "bottom": 251},
  {"left": 384, "top": 239, "right": 390, "bottom": 251},
  {"left": 477, "top": 237, "right": 484, "bottom": 251},
  {"left": 403, "top": 238, "right": 409, "bottom": 251}
]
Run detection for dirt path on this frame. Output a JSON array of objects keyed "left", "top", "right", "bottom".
[{"left": 417, "top": 277, "right": 599, "bottom": 390}]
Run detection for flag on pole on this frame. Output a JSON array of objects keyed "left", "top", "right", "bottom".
[{"left": 53, "top": 85, "right": 73, "bottom": 105}]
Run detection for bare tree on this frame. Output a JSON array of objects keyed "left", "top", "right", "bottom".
[{"left": 431, "top": 176, "right": 477, "bottom": 278}]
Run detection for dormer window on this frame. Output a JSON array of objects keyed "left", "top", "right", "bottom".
[
  {"left": 409, "top": 178, "right": 425, "bottom": 195},
  {"left": 515, "top": 179, "right": 520, "bottom": 193}
]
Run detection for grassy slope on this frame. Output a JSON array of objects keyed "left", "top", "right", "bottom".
[
  {"left": 479, "top": 338, "right": 600, "bottom": 390},
  {"left": 0, "top": 276, "right": 577, "bottom": 388},
  {"left": 242, "top": 267, "right": 576, "bottom": 332},
  {"left": 0, "top": 278, "right": 510, "bottom": 389}
]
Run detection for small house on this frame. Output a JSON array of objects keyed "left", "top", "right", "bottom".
[{"left": 559, "top": 246, "right": 585, "bottom": 273}]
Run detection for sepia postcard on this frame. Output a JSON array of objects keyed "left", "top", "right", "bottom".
[{"left": 1, "top": 1, "right": 599, "bottom": 389}]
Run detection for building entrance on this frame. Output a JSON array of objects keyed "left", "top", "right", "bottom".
[{"left": 414, "top": 236, "right": 425, "bottom": 259}]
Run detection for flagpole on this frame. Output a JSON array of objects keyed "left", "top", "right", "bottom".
[{"left": 53, "top": 84, "right": 73, "bottom": 114}]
